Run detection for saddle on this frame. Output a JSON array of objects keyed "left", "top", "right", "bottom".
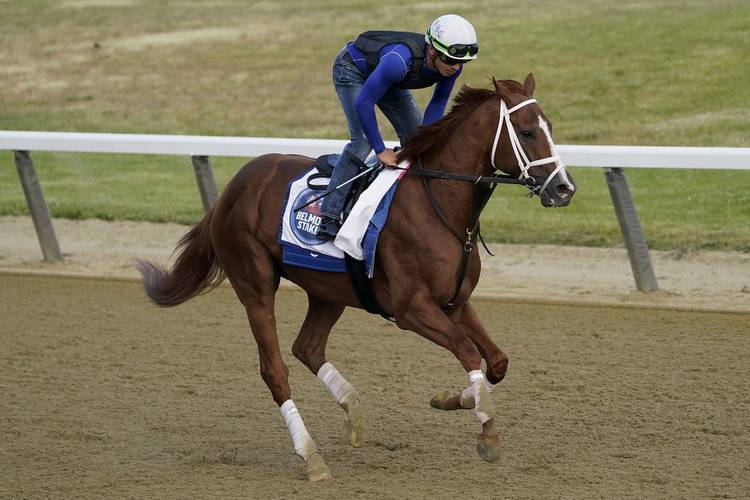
[
  {"left": 310, "top": 154, "right": 336, "bottom": 176},
  {"left": 308, "top": 152, "right": 383, "bottom": 225}
]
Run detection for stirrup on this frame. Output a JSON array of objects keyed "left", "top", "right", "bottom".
[{"left": 317, "top": 216, "right": 341, "bottom": 240}]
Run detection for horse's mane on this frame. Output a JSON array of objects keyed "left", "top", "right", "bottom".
[{"left": 398, "top": 80, "right": 525, "bottom": 163}]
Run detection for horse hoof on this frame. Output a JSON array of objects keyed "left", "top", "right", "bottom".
[
  {"left": 430, "top": 391, "right": 466, "bottom": 410},
  {"left": 344, "top": 399, "right": 365, "bottom": 448},
  {"left": 476, "top": 434, "right": 501, "bottom": 463},
  {"left": 306, "top": 452, "right": 332, "bottom": 481},
  {"left": 430, "top": 390, "right": 450, "bottom": 409}
]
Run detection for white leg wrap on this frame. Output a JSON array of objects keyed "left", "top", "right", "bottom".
[
  {"left": 468, "top": 370, "right": 495, "bottom": 424},
  {"left": 459, "top": 372, "right": 496, "bottom": 408},
  {"left": 317, "top": 362, "right": 357, "bottom": 406},
  {"left": 280, "top": 399, "right": 316, "bottom": 461},
  {"left": 459, "top": 385, "right": 475, "bottom": 408}
]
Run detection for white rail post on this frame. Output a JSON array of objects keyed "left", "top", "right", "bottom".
[
  {"left": 605, "top": 167, "right": 659, "bottom": 292},
  {"left": 190, "top": 155, "right": 219, "bottom": 212},
  {"left": 13, "top": 151, "right": 63, "bottom": 262}
]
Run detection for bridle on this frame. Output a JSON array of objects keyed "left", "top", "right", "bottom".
[
  {"left": 404, "top": 96, "right": 569, "bottom": 197},
  {"left": 490, "top": 98, "right": 567, "bottom": 198}
]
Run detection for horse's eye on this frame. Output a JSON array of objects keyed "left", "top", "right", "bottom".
[{"left": 520, "top": 130, "right": 535, "bottom": 140}]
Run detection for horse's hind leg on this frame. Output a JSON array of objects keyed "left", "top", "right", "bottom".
[
  {"left": 292, "top": 294, "right": 364, "bottom": 447},
  {"left": 218, "top": 238, "right": 331, "bottom": 481}
]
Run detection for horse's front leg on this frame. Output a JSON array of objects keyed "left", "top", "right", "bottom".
[
  {"left": 431, "top": 301, "right": 509, "bottom": 409},
  {"left": 395, "top": 296, "right": 501, "bottom": 463},
  {"left": 429, "top": 301, "right": 506, "bottom": 462}
]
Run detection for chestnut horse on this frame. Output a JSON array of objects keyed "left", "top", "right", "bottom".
[{"left": 137, "top": 73, "right": 576, "bottom": 481}]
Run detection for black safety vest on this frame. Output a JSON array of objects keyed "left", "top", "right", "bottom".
[{"left": 352, "top": 31, "right": 442, "bottom": 90}]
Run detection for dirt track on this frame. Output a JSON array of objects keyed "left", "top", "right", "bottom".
[{"left": 2, "top": 273, "right": 749, "bottom": 499}]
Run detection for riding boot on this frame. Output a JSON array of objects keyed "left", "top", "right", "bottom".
[{"left": 317, "top": 216, "right": 342, "bottom": 240}]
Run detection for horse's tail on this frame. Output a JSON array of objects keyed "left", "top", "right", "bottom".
[{"left": 136, "top": 206, "right": 225, "bottom": 307}]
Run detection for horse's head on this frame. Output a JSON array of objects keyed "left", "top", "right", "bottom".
[{"left": 491, "top": 73, "right": 576, "bottom": 207}]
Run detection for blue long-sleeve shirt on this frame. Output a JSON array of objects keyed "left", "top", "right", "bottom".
[{"left": 347, "top": 42, "right": 461, "bottom": 154}]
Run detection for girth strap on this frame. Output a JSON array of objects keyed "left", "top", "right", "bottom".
[{"left": 344, "top": 254, "right": 394, "bottom": 322}]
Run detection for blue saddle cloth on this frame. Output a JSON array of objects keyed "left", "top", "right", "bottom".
[{"left": 277, "top": 158, "right": 399, "bottom": 277}]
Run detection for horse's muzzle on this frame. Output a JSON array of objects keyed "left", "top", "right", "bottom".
[{"left": 536, "top": 175, "right": 576, "bottom": 208}]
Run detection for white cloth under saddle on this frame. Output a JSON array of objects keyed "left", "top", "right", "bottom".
[{"left": 335, "top": 161, "right": 407, "bottom": 259}]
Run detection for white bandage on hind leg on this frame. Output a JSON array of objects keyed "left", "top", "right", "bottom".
[
  {"left": 317, "top": 362, "right": 357, "bottom": 407},
  {"left": 459, "top": 372, "right": 496, "bottom": 408},
  {"left": 280, "top": 399, "right": 316, "bottom": 461},
  {"left": 468, "top": 370, "right": 496, "bottom": 424}
]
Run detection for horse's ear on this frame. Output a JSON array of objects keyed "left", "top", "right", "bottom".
[
  {"left": 523, "top": 73, "right": 536, "bottom": 97},
  {"left": 492, "top": 76, "right": 511, "bottom": 100}
]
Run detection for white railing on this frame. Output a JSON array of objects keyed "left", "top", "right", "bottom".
[
  {"left": 2, "top": 130, "right": 749, "bottom": 293},
  {"left": 1, "top": 130, "right": 749, "bottom": 169}
]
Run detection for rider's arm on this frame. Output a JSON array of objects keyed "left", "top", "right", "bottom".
[
  {"left": 422, "top": 66, "right": 462, "bottom": 126},
  {"left": 354, "top": 45, "right": 411, "bottom": 154}
]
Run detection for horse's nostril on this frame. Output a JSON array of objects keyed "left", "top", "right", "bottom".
[{"left": 557, "top": 185, "right": 571, "bottom": 196}]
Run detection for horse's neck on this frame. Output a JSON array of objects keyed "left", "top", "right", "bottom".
[
  {"left": 423, "top": 99, "right": 496, "bottom": 177},
  {"left": 418, "top": 100, "right": 496, "bottom": 225}
]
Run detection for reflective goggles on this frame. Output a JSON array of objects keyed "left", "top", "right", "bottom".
[
  {"left": 446, "top": 42, "right": 479, "bottom": 58},
  {"left": 437, "top": 52, "right": 470, "bottom": 66},
  {"left": 428, "top": 31, "right": 479, "bottom": 60}
]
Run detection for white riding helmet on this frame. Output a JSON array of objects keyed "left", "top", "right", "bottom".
[{"left": 425, "top": 14, "right": 479, "bottom": 61}]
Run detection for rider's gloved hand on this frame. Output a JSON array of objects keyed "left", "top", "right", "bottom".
[{"left": 377, "top": 148, "right": 398, "bottom": 168}]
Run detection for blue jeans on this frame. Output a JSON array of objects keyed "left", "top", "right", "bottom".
[{"left": 320, "top": 47, "right": 421, "bottom": 220}]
